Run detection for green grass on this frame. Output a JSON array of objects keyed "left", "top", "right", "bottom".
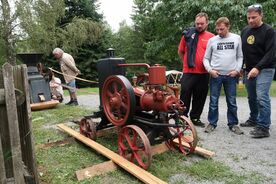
[
  {"left": 32, "top": 105, "right": 91, "bottom": 144},
  {"left": 220, "top": 81, "right": 276, "bottom": 97},
  {"left": 31, "top": 82, "right": 276, "bottom": 183},
  {"left": 63, "top": 87, "right": 99, "bottom": 96},
  {"left": 32, "top": 104, "right": 272, "bottom": 183},
  {"left": 32, "top": 104, "right": 141, "bottom": 184}
]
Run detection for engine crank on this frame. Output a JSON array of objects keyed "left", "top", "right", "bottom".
[{"left": 79, "top": 118, "right": 97, "bottom": 140}]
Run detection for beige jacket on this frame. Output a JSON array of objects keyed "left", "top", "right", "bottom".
[{"left": 59, "top": 53, "right": 80, "bottom": 83}]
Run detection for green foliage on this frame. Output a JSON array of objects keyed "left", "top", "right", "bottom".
[
  {"left": 15, "top": 0, "right": 113, "bottom": 87},
  {"left": 112, "top": 0, "right": 276, "bottom": 72},
  {"left": 58, "top": 17, "right": 102, "bottom": 53},
  {"left": 16, "top": 0, "right": 66, "bottom": 53},
  {"left": 59, "top": 0, "right": 103, "bottom": 25},
  {"left": 16, "top": 0, "right": 103, "bottom": 55}
]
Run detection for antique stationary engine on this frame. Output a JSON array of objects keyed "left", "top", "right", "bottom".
[
  {"left": 80, "top": 49, "right": 197, "bottom": 169},
  {"left": 17, "top": 53, "right": 51, "bottom": 103},
  {"left": 17, "top": 53, "right": 59, "bottom": 110}
]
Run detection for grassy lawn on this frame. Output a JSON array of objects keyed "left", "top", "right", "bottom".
[
  {"left": 235, "top": 81, "right": 276, "bottom": 97},
  {"left": 63, "top": 87, "right": 99, "bottom": 96},
  {"left": 32, "top": 103, "right": 271, "bottom": 183}
]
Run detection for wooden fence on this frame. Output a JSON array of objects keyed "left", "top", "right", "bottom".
[{"left": 0, "top": 63, "right": 39, "bottom": 184}]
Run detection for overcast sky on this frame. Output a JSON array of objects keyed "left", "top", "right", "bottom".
[{"left": 97, "top": 0, "right": 134, "bottom": 32}]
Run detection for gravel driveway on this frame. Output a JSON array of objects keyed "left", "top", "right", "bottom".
[{"left": 70, "top": 95, "right": 276, "bottom": 183}]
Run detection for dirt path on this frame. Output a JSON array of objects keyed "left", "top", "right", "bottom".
[{"left": 70, "top": 95, "right": 276, "bottom": 183}]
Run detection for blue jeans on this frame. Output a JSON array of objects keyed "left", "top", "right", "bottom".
[
  {"left": 208, "top": 75, "right": 238, "bottom": 127},
  {"left": 67, "top": 80, "right": 76, "bottom": 93},
  {"left": 245, "top": 68, "right": 275, "bottom": 129}
]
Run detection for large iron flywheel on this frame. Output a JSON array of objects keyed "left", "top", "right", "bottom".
[{"left": 101, "top": 75, "right": 136, "bottom": 126}]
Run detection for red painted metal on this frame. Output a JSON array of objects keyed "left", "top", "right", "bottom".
[
  {"left": 118, "top": 125, "right": 152, "bottom": 170},
  {"left": 93, "top": 62, "right": 198, "bottom": 169},
  {"left": 117, "top": 63, "right": 150, "bottom": 68},
  {"left": 166, "top": 116, "right": 197, "bottom": 154},
  {"left": 139, "top": 90, "right": 185, "bottom": 112},
  {"left": 101, "top": 75, "right": 135, "bottom": 126},
  {"left": 148, "top": 64, "right": 166, "bottom": 85}
]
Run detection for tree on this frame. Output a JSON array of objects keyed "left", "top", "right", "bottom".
[
  {"left": 0, "top": 0, "right": 17, "bottom": 65},
  {"left": 16, "top": 0, "right": 102, "bottom": 54},
  {"left": 54, "top": 0, "right": 112, "bottom": 87},
  {"left": 117, "top": 0, "right": 276, "bottom": 71},
  {"left": 15, "top": 0, "right": 110, "bottom": 87}
]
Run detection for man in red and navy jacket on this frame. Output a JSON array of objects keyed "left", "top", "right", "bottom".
[{"left": 178, "top": 12, "right": 214, "bottom": 127}]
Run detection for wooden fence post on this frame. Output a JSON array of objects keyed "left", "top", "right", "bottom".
[
  {"left": 3, "top": 63, "right": 25, "bottom": 183},
  {"left": 14, "top": 64, "right": 39, "bottom": 183},
  {"left": 0, "top": 135, "right": 7, "bottom": 184}
]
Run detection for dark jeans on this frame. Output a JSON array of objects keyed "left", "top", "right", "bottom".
[
  {"left": 208, "top": 75, "right": 238, "bottom": 127},
  {"left": 245, "top": 68, "right": 275, "bottom": 129},
  {"left": 180, "top": 73, "right": 209, "bottom": 119}
]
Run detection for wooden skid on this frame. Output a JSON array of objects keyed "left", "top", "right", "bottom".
[
  {"left": 172, "top": 139, "right": 215, "bottom": 158},
  {"left": 57, "top": 124, "right": 167, "bottom": 184},
  {"left": 75, "top": 139, "right": 214, "bottom": 181},
  {"left": 76, "top": 160, "right": 118, "bottom": 181},
  {"left": 76, "top": 143, "right": 170, "bottom": 181}
]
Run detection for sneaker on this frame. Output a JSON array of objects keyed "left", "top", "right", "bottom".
[
  {"left": 191, "top": 118, "right": 205, "bottom": 127},
  {"left": 65, "top": 101, "right": 73, "bottom": 105},
  {"left": 240, "top": 119, "right": 256, "bottom": 127},
  {"left": 69, "top": 100, "right": 78, "bottom": 106},
  {"left": 204, "top": 124, "right": 215, "bottom": 133},
  {"left": 250, "top": 127, "right": 270, "bottom": 138},
  {"left": 229, "top": 125, "right": 244, "bottom": 135}
]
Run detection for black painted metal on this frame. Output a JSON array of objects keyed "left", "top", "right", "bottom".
[{"left": 17, "top": 53, "right": 51, "bottom": 103}]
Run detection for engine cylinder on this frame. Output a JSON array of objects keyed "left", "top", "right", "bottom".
[
  {"left": 140, "top": 90, "right": 182, "bottom": 112},
  {"left": 148, "top": 64, "right": 166, "bottom": 85}
]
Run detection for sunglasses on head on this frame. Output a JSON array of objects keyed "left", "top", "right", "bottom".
[{"left": 247, "top": 4, "right": 262, "bottom": 11}]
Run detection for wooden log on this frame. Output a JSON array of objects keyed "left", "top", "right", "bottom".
[
  {"left": 58, "top": 124, "right": 167, "bottom": 184},
  {"left": 75, "top": 143, "right": 170, "bottom": 181},
  {"left": 3, "top": 63, "right": 25, "bottom": 183},
  {"left": 30, "top": 100, "right": 59, "bottom": 111}
]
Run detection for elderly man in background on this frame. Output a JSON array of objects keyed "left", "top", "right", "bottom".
[{"left": 52, "top": 48, "right": 80, "bottom": 106}]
